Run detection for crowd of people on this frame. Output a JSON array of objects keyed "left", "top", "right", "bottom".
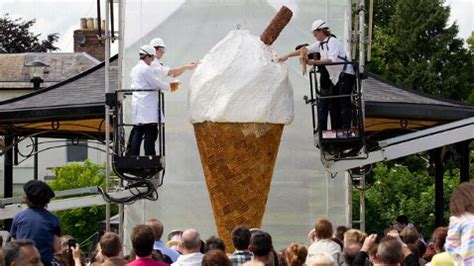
[{"left": 0, "top": 180, "right": 473, "bottom": 266}]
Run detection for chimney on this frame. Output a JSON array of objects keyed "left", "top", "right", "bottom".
[{"left": 73, "top": 17, "right": 105, "bottom": 61}]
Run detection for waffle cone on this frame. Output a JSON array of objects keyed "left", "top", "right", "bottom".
[{"left": 193, "top": 122, "right": 284, "bottom": 252}]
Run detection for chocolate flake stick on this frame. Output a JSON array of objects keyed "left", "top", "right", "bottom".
[{"left": 260, "top": 6, "right": 293, "bottom": 46}]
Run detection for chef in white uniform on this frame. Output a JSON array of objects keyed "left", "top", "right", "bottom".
[
  {"left": 149, "top": 37, "right": 197, "bottom": 79},
  {"left": 128, "top": 44, "right": 171, "bottom": 156}
]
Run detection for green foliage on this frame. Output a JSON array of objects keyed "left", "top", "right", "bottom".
[
  {"left": 467, "top": 31, "right": 474, "bottom": 53},
  {"left": 48, "top": 160, "right": 117, "bottom": 245},
  {"left": 466, "top": 31, "right": 474, "bottom": 104},
  {"left": 0, "top": 13, "right": 59, "bottom": 53},
  {"left": 353, "top": 163, "right": 460, "bottom": 238},
  {"left": 370, "top": 0, "right": 474, "bottom": 102}
]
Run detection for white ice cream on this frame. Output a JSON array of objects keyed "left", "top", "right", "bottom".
[{"left": 189, "top": 30, "right": 294, "bottom": 124}]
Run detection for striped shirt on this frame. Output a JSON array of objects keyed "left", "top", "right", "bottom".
[{"left": 445, "top": 212, "right": 474, "bottom": 265}]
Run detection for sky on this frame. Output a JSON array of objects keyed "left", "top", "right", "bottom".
[{"left": 0, "top": 0, "right": 472, "bottom": 53}]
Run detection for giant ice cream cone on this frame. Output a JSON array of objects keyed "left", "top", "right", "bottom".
[
  {"left": 193, "top": 122, "right": 283, "bottom": 248},
  {"left": 189, "top": 7, "right": 293, "bottom": 251}
]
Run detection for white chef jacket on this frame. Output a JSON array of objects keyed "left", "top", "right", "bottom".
[
  {"left": 308, "top": 36, "right": 355, "bottom": 85},
  {"left": 130, "top": 60, "right": 170, "bottom": 124},
  {"left": 151, "top": 58, "right": 171, "bottom": 79}
]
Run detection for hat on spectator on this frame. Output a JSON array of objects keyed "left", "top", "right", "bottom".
[
  {"left": 167, "top": 229, "right": 183, "bottom": 241},
  {"left": 23, "top": 180, "right": 55, "bottom": 203}
]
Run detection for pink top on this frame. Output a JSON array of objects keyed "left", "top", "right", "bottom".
[{"left": 126, "top": 257, "right": 169, "bottom": 266}]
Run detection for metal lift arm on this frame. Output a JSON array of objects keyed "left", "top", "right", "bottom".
[
  {"left": 325, "top": 117, "right": 474, "bottom": 173},
  {"left": 0, "top": 185, "right": 152, "bottom": 219}
]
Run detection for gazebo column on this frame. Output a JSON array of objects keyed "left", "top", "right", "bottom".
[
  {"left": 431, "top": 148, "right": 445, "bottom": 227},
  {"left": 457, "top": 140, "right": 470, "bottom": 183},
  {"left": 3, "top": 132, "right": 14, "bottom": 229}
]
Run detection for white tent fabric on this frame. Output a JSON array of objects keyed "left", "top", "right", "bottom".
[{"left": 122, "top": 0, "right": 350, "bottom": 250}]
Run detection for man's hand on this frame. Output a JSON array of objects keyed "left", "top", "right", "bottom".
[
  {"left": 387, "top": 229, "right": 402, "bottom": 241},
  {"left": 276, "top": 55, "right": 289, "bottom": 62},
  {"left": 361, "top": 234, "right": 377, "bottom": 252},
  {"left": 186, "top": 62, "right": 198, "bottom": 70},
  {"left": 72, "top": 244, "right": 82, "bottom": 265},
  {"left": 307, "top": 228, "right": 316, "bottom": 244}
]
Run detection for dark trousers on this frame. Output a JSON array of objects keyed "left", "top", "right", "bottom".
[
  {"left": 318, "top": 67, "right": 336, "bottom": 131},
  {"left": 318, "top": 87, "right": 337, "bottom": 131},
  {"left": 127, "top": 124, "right": 158, "bottom": 156},
  {"left": 333, "top": 73, "right": 355, "bottom": 130}
]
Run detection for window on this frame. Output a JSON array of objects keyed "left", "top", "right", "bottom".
[{"left": 66, "top": 140, "right": 88, "bottom": 162}]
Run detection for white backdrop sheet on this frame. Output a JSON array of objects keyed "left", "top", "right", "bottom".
[{"left": 121, "top": 0, "right": 350, "bottom": 250}]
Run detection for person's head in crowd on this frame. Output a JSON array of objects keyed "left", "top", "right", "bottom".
[
  {"left": 145, "top": 219, "right": 164, "bottom": 242},
  {"left": 334, "top": 226, "right": 347, "bottom": 243},
  {"left": 88, "top": 243, "right": 105, "bottom": 265},
  {"left": 284, "top": 242, "right": 307, "bottom": 266},
  {"left": 406, "top": 244, "right": 420, "bottom": 260},
  {"left": 165, "top": 239, "right": 182, "bottom": 253},
  {"left": 394, "top": 215, "right": 410, "bottom": 232},
  {"left": 131, "top": 224, "right": 155, "bottom": 258},
  {"left": 423, "top": 226, "right": 448, "bottom": 262},
  {"left": 249, "top": 228, "right": 262, "bottom": 236},
  {"left": 307, "top": 252, "right": 335, "bottom": 266},
  {"left": 100, "top": 232, "right": 122, "bottom": 259},
  {"left": 249, "top": 231, "right": 273, "bottom": 264},
  {"left": 400, "top": 227, "right": 420, "bottom": 245},
  {"left": 59, "top": 235, "right": 74, "bottom": 251},
  {"left": 314, "top": 219, "right": 333, "bottom": 240},
  {"left": 277, "top": 249, "right": 288, "bottom": 266},
  {"left": 23, "top": 180, "right": 55, "bottom": 209},
  {"left": 342, "top": 240, "right": 362, "bottom": 265},
  {"left": 3, "top": 240, "right": 43, "bottom": 266},
  {"left": 58, "top": 235, "right": 82, "bottom": 266},
  {"left": 432, "top": 226, "right": 448, "bottom": 253},
  {"left": 167, "top": 229, "right": 183, "bottom": 241},
  {"left": 449, "top": 182, "right": 474, "bottom": 216},
  {"left": 202, "top": 249, "right": 232, "bottom": 266},
  {"left": 180, "top": 228, "right": 201, "bottom": 255},
  {"left": 367, "top": 243, "right": 379, "bottom": 263},
  {"left": 374, "top": 236, "right": 403, "bottom": 265},
  {"left": 417, "top": 240, "right": 426, "bottom": 261},
  {"left": 344, "top": 229, "right": 366, "bottom": 244},
  {"left": 204, "top": 236, "right": 225, "bottom": 253},
  {"left": 232, "top": 225, "right": 251, "bottom": 251}
]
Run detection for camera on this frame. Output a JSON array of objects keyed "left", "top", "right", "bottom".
[{"left": 67, "top": 238, "right": 76, "bottom": 250}]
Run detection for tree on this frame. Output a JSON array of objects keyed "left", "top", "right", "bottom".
[
  {"left": 370, "top": 0, "right": 474, "bottom": 102},
  {"left": 352, "top": 163, "right": 461, "bottom": 238},
  {"left": 0, "top": 13, "right": 59, "bottom": 53},
  {"left": 48, "top": 160, "right": 117, "bottom": 248},
  {"left": 467, "top": 31, "right": 474, "bottom": 53},
  {"left": 466, "top": 31, "right": 474, "bottom": 103}
]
